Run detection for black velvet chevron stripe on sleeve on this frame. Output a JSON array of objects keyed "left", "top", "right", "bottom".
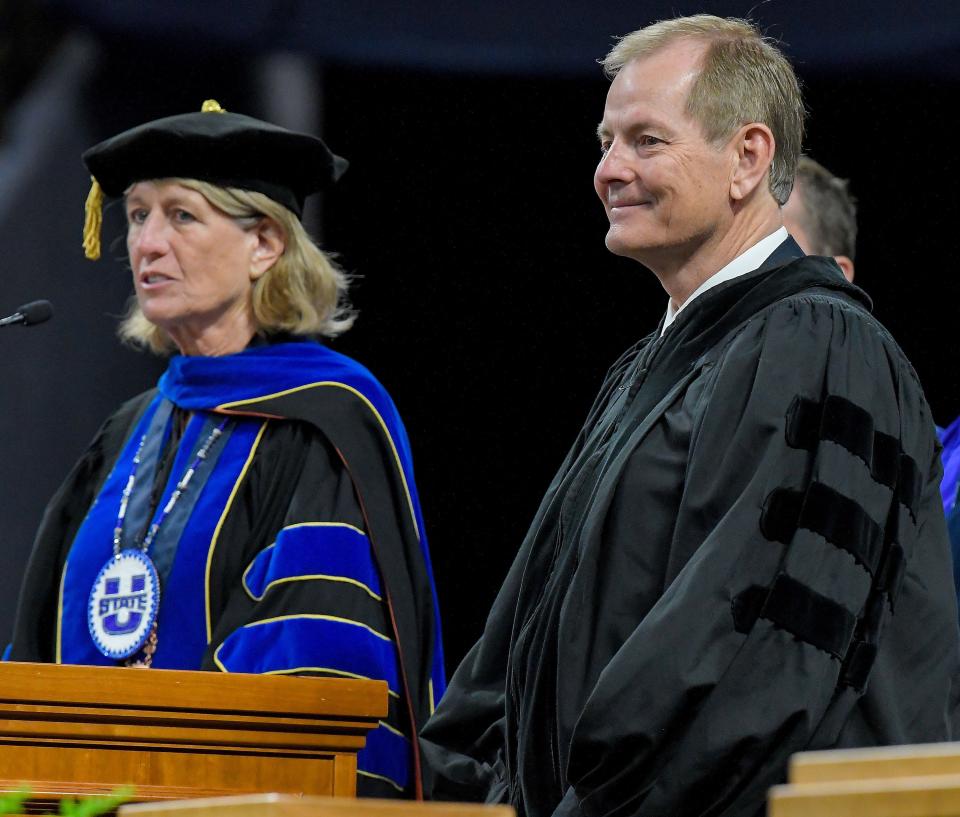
[
  {"left": 731, "top": 573, "right": 857, "bottom": 659},
  {"left": 784, "top": 394, "right": 921, "bottom": 517},
  {"left": 760, "top": 483, "right": 884, "bottom": 578}
]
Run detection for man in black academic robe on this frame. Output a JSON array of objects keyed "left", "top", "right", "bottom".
[{"left": 420, "top": 15, "right": 960, "bottom": 817}]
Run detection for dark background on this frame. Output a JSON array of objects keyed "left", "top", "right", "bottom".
[{"left": 2, "top": 0, "right": 958, "bottom": 670}]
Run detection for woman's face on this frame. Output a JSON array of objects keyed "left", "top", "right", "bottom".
[{"left": 126, "top": 181, "right": 263, "bottom": 355}]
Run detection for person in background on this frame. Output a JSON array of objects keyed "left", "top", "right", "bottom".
[
  {"left": 420, "top": 15, "right": 957, "bottom": 817},
  {"left": 942, "top": 419, "right": 960, "bottom": 592},
  {"left": 782, "top": 155, "right": 857, "bottom": 282},
  {"left": 7, "top": 100, "right": 445, "bottom": 799}
]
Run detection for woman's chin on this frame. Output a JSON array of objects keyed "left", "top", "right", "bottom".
[
  {"left": 137, "top": 295, "right": 190, "bottom": 327},
  {"left": 138, "top": 308, "right": 176, "bottom": 331}
]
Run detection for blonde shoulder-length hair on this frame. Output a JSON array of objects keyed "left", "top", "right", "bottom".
[{"left": 119, "top": 178, "right": 355, "bottom": 354}]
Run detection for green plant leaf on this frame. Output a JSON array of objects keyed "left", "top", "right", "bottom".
[
  {"left": 58, "top": 786, "right": 134, "bottom": 817},
  {"left": 0, "top": 788, "right": 31, "bottom": 817}
]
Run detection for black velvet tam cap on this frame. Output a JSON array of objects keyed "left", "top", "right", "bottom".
[
  {"left": 83, "top": 100, "right": 347, "bottom": 217},
  {"left": 81, "top": 100, "right": 347, "bottom": 259}
]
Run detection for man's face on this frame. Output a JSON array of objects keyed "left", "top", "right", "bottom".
[{"left": 594, "top": 39, "right": 736, "bottom": 270}]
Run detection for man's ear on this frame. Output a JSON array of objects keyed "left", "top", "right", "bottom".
[
  {"left": 729, "top": 123, "right": 776, "bottom": 202},
  {"left": 250, "top": 217, "right": 286, "bottom": 280},
  {"left": 834, "top": 255, "right": 855, "bottom": 283}
]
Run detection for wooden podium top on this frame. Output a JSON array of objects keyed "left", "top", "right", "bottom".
[
  {"left": 0, "top": 661, "right": 388, "bottom": 720},
  {"left": 120, "top": 793, "right": 516, "bottom": 817}
]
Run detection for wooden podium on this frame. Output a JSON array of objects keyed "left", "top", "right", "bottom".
[{"left": 0, "top": 662, "right": 386, "bottom": 810}]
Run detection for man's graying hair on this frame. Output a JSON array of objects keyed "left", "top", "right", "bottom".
[{"left": 602, "top": 15, "right": 805, "bottom": 205}]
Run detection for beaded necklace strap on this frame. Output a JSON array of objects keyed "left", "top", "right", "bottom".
[
  {"left": 113, "top": 416, "right": 230, "bottom": 556},
  {"left": 97, "top": 413, "right": 232, "bottom": 669}
]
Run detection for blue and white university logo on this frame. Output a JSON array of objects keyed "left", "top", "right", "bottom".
[{"left": 87, "top": 549, "right": 160, "bottom": 659}]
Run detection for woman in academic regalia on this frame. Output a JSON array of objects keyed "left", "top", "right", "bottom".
[{"left": 6, "top": 100, "right": 445, "bottom": 799}]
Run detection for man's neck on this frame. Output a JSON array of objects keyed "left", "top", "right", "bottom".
[
  {"left": 654, "top": 207, "right": 783, "bottom": 312},
  {"left": 659, "top": 225, "right": 788, "bottom": 336}
]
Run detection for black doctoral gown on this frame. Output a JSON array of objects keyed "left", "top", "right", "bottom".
[{"left": 420, "top": 241, "right": 960, "bottom": 817}]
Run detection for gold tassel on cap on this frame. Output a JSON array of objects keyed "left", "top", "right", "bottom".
[
  {"left": 82, "top": 101, "right": 225, "bottom": 260},
  {"left": 83, "top": 176, "right": 104, "bottom": 261}
]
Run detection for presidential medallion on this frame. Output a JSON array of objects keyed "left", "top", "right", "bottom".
[{"left": 87, "top": 549, "right": 160, "bottom": 659}]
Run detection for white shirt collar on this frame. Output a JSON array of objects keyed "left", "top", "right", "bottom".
[{"left": 661, "top": 227, "right": 789, "bottom": 336}]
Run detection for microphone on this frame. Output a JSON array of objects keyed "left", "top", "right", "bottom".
[{"left": 0, "top": 300, "right": 54, "bottom": 328}]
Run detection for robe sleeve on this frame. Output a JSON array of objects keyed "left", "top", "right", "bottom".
[
  {"left": 201, "top": 422, "right": 413, "bottom": 798},
  {"left": 6, "top": 391, "right": 155, "bottom": 662},
  {"left": 566, "top": 294, "right": 959, "bottom": 817},
  {"left": 419, "top": 570, "right": 518, "bottom": 803}
]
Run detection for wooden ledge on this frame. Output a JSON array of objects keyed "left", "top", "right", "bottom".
[
  {"left": 0, "top": 662, "right": 387, "bottom": 720},
  {"left": 120, "top": 793, "right": 516, "bottom": 817},
  {"left": 770, "top": 772, "right": 960, "bottom": 817},
  {"left": 789, "top": 741, "right": 960, "bottom": 783}
]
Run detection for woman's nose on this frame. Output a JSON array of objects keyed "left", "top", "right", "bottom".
[{"left": 130, "top": 212, "right": 168, "bottom": 256}]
